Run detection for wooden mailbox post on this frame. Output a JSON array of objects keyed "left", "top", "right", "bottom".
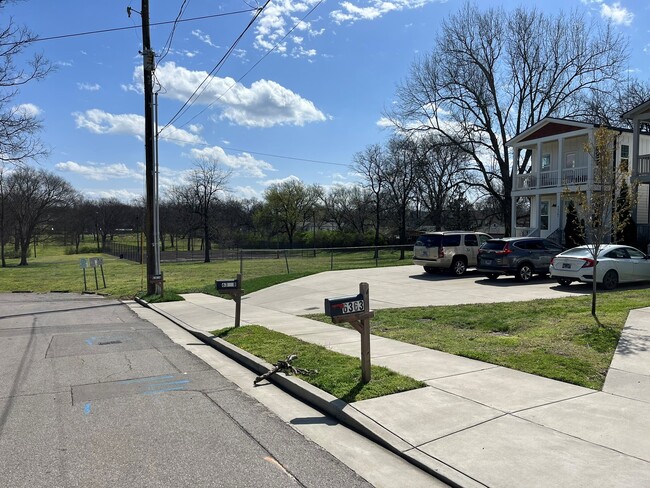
[
  {"left": 324, "top": 282, "right": 373, "bottom": 383},
  {"left": 215, "top": 273, "right": 243, "bottom": 328}
]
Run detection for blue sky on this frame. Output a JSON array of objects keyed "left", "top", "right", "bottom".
[{"left": 8, "top": 0, "right": 650, "bottom": 202}]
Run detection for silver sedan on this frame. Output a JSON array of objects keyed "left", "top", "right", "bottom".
[{"left": 549, "top": 244, "right": 650, "bottom": 290}]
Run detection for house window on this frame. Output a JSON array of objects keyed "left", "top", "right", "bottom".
[
  {"left": 621, "top": 144, "right": 630, "bottom": 171},
  {"left": 565, "top": 152, "right": 576, "bottom": 169},
  {"left": 541, "top": 154, "right": 551, "bottom": 171},
  {"left": 540, "top": 201, "right": 549, "bottom": 230}
]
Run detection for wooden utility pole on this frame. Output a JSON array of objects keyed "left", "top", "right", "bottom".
[{"left": 140, "top": 0, "right": 157, "bottom": 295}]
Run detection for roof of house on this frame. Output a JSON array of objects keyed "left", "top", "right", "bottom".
[
  {"left": 622, "top": 98, "right": 650, "bottom": 121},
  {"left": 506, "top": 118, "right": 595, "bottom": 146}
]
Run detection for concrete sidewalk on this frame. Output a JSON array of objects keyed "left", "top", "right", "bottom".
[{"left": 149, "top": 291, "right": 650, "bottom": 487}]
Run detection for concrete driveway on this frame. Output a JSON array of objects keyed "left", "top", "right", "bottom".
[{"left": 242, "top": 265, "right": 590, "bottom": 315}]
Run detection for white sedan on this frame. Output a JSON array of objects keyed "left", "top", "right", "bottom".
[{"left": 549, "top": 244, "right": 650, "bottom": 290}]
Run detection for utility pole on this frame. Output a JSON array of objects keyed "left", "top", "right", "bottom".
[{"left": 138, "top": 0, "right": 158, "bottom": 295}]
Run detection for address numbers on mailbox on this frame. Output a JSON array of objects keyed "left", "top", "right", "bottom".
[
  {"left": 216, "top": 279, "right": 239, "bottom": 291},
  {"left": 324, "top": 294, "right": 365, "bottom": 317}
]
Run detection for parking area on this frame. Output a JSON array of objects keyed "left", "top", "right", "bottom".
[{"left": 241, "top": 264, "right": 595, "bottom": 315}]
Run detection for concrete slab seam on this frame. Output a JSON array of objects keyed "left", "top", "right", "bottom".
[{"left": 134, "top": 297, "right": 472, "bottom": 488}]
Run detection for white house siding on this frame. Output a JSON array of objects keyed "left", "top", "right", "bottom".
[{"left": 638, "top": 184, "right": 649, "bottom": 225}]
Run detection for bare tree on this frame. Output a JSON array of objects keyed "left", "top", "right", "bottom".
[
  {"left": 322, "top": 185, "right": 374, "bottom": 237},
  {"left": 353, "top": 144, "right": 388, "bottom": 256},
  {"left": 7, "top": 166, "right": 75, "bottom": 265},
  {"left": 570, "top": 127, "right": 635, "bottom": 323},
  {"left": 0, "top": 163, "right": 16, "bottom": 266},
  {"left": 384, "top": 137, "right": 419, "bottom": 259},
  {"left": 389, "top": 3, "right": 628, "bottom": 234},
  {"left": 415, "top": 135, "right": 473, "bottom": 230},
  {"left": 171, "top": 160, "right": 231, "bottom": 262},
  {"left": 1, "top": 0, "right": 51, "bottom": 166},
  {"left": 579, "top": 79, "right": 650, "bottom": 129}
]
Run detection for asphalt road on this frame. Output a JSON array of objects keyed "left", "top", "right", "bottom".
[{"left": 0, "top": 293, "right": 373, "bottom": 488}]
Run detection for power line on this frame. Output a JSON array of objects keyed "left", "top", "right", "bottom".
[
  {"left": 31, "top": 9, "right": 258, "bottom": 43},
  {"left": 157, "top": 0, "right": 190, "bottom": 66},
  {"left": 159, "top": 136, "right": 350, "bottom": 168},
  {"left": 168, "top": 0, "right": 324, "bottom": 134},
  {"left": 159, "top": 0, "right": 270, "bottom": 134}
]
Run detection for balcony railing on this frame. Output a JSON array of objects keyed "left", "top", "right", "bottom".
[
  {"left": 639, "top": 155, "right": 650, "bottom": 176},
  {"left": 514, "top": 167, "right": 589, "bottom": 191}
]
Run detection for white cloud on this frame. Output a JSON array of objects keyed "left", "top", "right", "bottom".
[
  {"left": 77, "top": 82, "right": 101, "bottom": 91},
  {"left": 331, "top": 0, "right": 437, "bottom": 24},
  {"left": 581, "top": 0, "right": 635, "bottom": 26},
  {"left": 83, "top": 189, "right": 143, "bottom": 202},
  {"left": 190, "top": 146, "right": 275, "bottom": 178},
  {"left": 73, "top": 108, "right": 204, "bottom": 146},
  {"left": 261, "top": 175, "right": 301, "bottom": 187},
  {"left": 192, "top": 29, "right": 219, "bottom": 48},
  {"left": 15, "top": 103, "right": 42, "bottom": 117},
  {"left": 600, "top": 2, "right": 634, "bottom": 25},
  {"left": 55, "top": 161, "right": 142, "bottom": 181},
  {"left": 254, "top": 0, "right": 325, "bottom": 58},
  {"left": 376, "top": 116, "right": 394, "bottom": 128},
  {"left": 134, "top": 62, "right": 326, "bottom": 128},
  {"left": 232, "top": 185, "right": 262, "bottom": 200}
]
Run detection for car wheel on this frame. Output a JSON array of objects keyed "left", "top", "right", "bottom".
[
  {"left": 486, "top": 273, "right": 499, "bottom": 281},
  {"left": 450, "top": 258, "right": 467, "bottom": 276},
  {"left": 423, "top": 266, "right": 437, "bottom": 275},
  {"left": 557, "top": 278, "right": 572, "bottom": 287},
  {"left": 516, "top": 263, "right": 534, "bottom": 282},
  {"left": 602, "top": 270, "right": 619, "bottom": 290}
]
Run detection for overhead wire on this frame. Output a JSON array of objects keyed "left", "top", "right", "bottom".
[
  {"left": 165, "top": 0, "right": 324, "bottom": 134},
  {"left": 159, "top": 0, "right": 271, "bottom": 135},
  {"left": 157, "top": 0, "right": 190, "bottom": 66},
  {"left": 158, "top": 136, "right": 350, "bottom": 167},
  {"left": 31, "top": 9, "right": 259, "bottom": 43}
]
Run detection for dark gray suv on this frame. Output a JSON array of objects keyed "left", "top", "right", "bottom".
[{"left": 477, "top": 237, "right": 564, "bottom": 282}]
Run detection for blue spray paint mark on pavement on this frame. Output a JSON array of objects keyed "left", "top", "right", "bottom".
[
  {"left": 85, "top": 337, "right": 96, "bottom": 346},
  {"left": 118, "top": 375, "right": 175, "bottom": 384},
  {"left": 84, "top": 402, "right": 91, "bottom": 415},
  {"left": 143, "top": 386, "right": 187, "bottom": 395}
]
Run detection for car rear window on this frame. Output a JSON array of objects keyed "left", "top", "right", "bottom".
[
  {"left": 561, "top": 248, "right": 591, "bottom": 257},
  {"left": 442, "top": 235, "right": 461, "bottom": 246},
  {"left": 482, "top": 240, "right": 507, "bottom": 251},
  {"left": 415, "top": 235, "right": 442, "bottom": 248},
  {"left": 515, "top": 240, "right": 544, "bottom": 250}
]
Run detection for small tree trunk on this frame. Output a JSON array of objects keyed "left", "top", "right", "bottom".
[
  {"left": 591, "top": 263, "right": 601, "bottom": 326},
  {"left": 204, "top": 223, "right": 210, "bottom": 263}
]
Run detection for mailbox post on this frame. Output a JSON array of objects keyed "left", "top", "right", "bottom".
[
  {"left": 215, "top": 273, "right": 243, "bottom": 327},
  {"left": 324, "top": 282, "right": 373, "bottom": 383}
]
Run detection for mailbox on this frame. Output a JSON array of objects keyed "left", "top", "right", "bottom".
[
  {"left": 215, "top": 279, "right": 239, "bottom": 292},
  {"left": 324, "top": 293, "right": 365, "bottom": 318}
]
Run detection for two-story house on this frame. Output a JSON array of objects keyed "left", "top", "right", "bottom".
[{"left": 507, "top": 112, "right": 650, "bottom": 246}]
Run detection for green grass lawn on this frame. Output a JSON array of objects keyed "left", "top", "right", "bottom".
[
  {"left": 212, "top": 325, "right": 425, "bottom": 402},
  {"left": 4, "top": 241, "right": 647, "bottom": 393},
  {"left": 308, "top": 288, "right": 650, "bottom": 390},
  {"left": 0, "top": 244, "right": 412, "bottom": 298}
]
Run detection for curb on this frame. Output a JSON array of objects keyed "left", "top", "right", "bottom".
[{"left": 135, "top": 297, "right": 483, "bottom": 488}]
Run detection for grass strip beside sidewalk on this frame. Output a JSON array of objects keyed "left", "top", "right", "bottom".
[
  {"left": 308, "top": 288, "right": 650, "bottom": 390},
  {"left": 212, "top": 325, "right": 425, "bottom": 403}
]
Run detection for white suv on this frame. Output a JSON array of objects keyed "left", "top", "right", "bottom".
[{"left": 413, "top": 231, "right": 491, "bottom": 275}]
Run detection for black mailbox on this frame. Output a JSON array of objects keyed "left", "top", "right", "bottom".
[
  {"left": 324, "top": 293, "right": 365, "bottom": 317},
  {"left": 215, "top": 279, "right": 239, "bottom": 291}
]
